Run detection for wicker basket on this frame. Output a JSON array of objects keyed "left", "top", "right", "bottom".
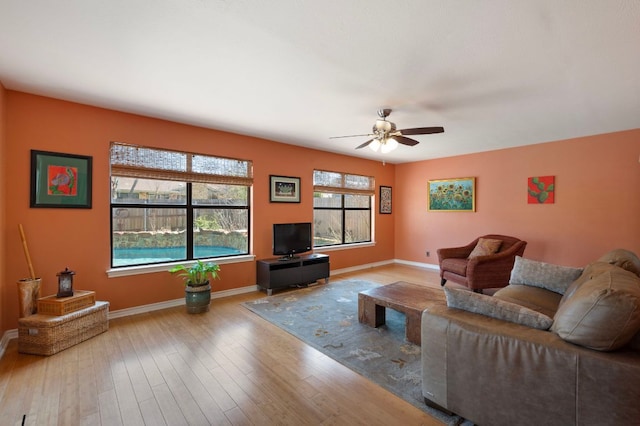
[
  {"left": 18, "top": 301, "right": 109, "bottom": 356},
  {"left": 37, "top": 290, "right": 96, "bottom": 316}
]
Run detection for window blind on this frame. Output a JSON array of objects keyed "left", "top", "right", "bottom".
[
  {"left": 110, "top": 142, "right": 253, "bottom": 186},
  {"left": 313, "top": 169, "right": 375, "bottom": 196}
]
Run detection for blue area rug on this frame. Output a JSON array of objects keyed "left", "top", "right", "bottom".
[{"left": 242, "top": 279, "right": 463, "bottom": 425}]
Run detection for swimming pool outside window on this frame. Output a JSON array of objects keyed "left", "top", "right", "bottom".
[{"left": 110, "top": 142, "right": 252, "bottom": 268}]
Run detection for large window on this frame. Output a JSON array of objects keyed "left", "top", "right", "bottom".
[
  {"left": 110, "top": 142, "right": 252, "bottom": 267},
  {"left": 313, "top": 170, "right": 374, "bottom": 247}
]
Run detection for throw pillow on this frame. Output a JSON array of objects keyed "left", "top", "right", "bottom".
[
  {"left": 509, "top": 256, "right": 583, "bottom": 294},
  {"left": 468, "top": 238, "right": 502, "bottom": 259},
  {"left": 597, "top": 249, "right": 640, "bottom": 278},
  {"left": 551, "top": 265, "right": 640, "bottom": 351},
  {"left": 444, "top": 287, "right": 553, "bottom": 330},
  {"left": 559, "top": 262, "right": 617, "bottom": 307}
]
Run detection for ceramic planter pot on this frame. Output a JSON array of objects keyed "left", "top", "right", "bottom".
[{"left": 184, "top": 282, "right": 211, "bottom": 314}]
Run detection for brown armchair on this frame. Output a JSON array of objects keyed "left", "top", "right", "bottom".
[{"left": 437, "top": 234, "right": 527, "bottom": 293}]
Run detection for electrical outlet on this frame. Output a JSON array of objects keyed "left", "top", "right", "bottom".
[{"left": 426, "top": 251, "right": 430, "bottom": 257}]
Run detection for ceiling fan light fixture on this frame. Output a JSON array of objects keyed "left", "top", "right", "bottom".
[
  {"left": 380, "top": 138, "right": 398, "bottom": 153},
  {"left": 332, "top": 109, "right": 444, "bottom": 153}
]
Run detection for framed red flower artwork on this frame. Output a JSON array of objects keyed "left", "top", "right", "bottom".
[{"left": 30, "top": 150, "right": 92, "bottom": 208}]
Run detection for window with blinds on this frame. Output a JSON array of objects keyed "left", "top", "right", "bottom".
[
  {"left": 109, "top": 142, "right": 252, "bottom": 267},
  {"left": 313, "top": 170, "right": 374, "bottom": 247}
]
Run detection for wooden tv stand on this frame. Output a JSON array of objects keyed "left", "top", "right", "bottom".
[{"left": 256, "top": 253, "right": 330, "bottom": 295}]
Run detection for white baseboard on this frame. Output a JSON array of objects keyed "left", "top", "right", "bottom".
[
  {"left": 108, "top": 284, "right": 258, "bottom": 319},
  {"left": 0, "top": 329, "right": 18, "bottom": 359},
  {"left": 330, "top": 259, "right": 396, "bottom": 276},
  {"left": 108, "top": 298, "right": 185, "bottom": 319},
  {"left": 331, "top": 258, "right": 439, "bottom": 276},
  {"left": 394, "top": 259, "right": 440, "bottom": 270}
]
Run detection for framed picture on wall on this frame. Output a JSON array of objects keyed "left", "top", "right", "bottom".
[
  {"left": 30, "top": 150, "right": 93, "bottom": 208},
  {"left": 528, "top": 176, "right": 555, "bottom": 204},
  {"left": 427, "top": 177, "right": 475, "bottom": 212},
  {"left": 380, "top": 186, "right": 392, "bottom": 214},
  {"left": 270, "top": 175, "right": 301, "bottom": 203}
]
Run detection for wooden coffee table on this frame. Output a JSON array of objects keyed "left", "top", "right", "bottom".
[{"left": 358, "top": 281, "right": 446, "bottom": 345}]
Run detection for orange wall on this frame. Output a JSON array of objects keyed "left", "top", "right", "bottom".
[
  {"left": 0, "top": 82, "right": 6, "bottom": 336},
  {"left": 2, "top": 92, "right": 395, "bottom": 330},
  {"left": 395, "top": 130, "right": 640, "bottom": 267},
  {"left": 2, "top": 89, "right": 638, "bottom": 334}
]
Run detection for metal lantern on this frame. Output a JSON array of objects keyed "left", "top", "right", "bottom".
[{"left": 56, "top": 267, "right": 75, "bottom": 298}]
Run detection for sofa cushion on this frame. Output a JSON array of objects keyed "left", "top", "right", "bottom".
[
  {"left": 551, "top": 264, "right": 640, "bottom": 351},
  {"left": 440, "top": 258, "right": 468, "bottom": 276},
  {"left": 597, "top": 249, "right": 640, "bottom": 277},
  {"left": 509, "top": 256, "right": 583, "bottom": 294},
  {"left": 444, "top": 287, "right": 553, "bottom": 330},
  {"left": 493, "top": 284, "right": 563, "bottom": 318},
  {"left": 468, "top": 238, "right": 502, "bottom": 259}
]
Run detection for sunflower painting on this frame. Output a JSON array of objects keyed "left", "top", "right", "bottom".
[{"left": 428, "top": 177, "right": 476, "bottom": 212}]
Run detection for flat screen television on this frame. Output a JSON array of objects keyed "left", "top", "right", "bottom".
[{"left": 273, "top": 222, "right": 312, "bottom": 259}]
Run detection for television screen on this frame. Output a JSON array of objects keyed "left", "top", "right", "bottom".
[{"left": 273, "top": 222, "right": 312, "bottom": 259}]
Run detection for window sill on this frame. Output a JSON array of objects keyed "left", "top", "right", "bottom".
[
  {"left": 314, "top": 241, "right": 376, "bottom": 253},
  {"left": 106, "top": 254, "right": 256, "bottom": 278}
]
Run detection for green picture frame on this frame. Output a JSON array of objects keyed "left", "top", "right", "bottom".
[
  {"left": 427, "top": 177, "right": 475, "bottom": 212},
  {"left": 30, "top": 150, "right": 93, "bottom": 208},
  {"left": 269, "top": 175, "right": 301, "bottom": 203}
]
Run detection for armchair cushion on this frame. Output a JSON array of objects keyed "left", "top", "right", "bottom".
[
  {"left": 444, "top": 287, "right": 553, "bottom": 330},
  {"left": 509, "top": 256, "right": 583, "bottom": 295},
  {"left": 467, "top": 238, "right": 502, "bottom": 259},
  {"left": 439, "top": 258, "right": 468, "bottom": 276},
  {"left": 551, "top": 264, "right": 640, "bottom": 351}
]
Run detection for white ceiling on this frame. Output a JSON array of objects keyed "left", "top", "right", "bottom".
[{"left": 1, "top": 1, "right": 639, "bottom": 164}]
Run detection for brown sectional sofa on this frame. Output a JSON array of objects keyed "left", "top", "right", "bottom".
[{"left": 421, "top": 249, "right": 640, "bottom": 426}]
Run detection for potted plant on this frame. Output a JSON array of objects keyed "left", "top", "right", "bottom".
[{"left": 169, "top": 260, "right": 220, "bottom": 314}]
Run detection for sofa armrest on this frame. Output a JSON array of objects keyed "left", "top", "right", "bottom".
[
  {"left": 421, "top": 304, "right": 572, "bottom": 419},
  {"left": 421, "top": 304, "right": 640, "bottom": 426}
]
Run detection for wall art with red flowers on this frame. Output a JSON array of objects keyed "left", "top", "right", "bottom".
[{"left": 30, "top": 150, "right": 92, "bottom": 208}]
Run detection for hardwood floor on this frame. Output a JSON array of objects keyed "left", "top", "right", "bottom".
[{"left": 0, "top": 264, "right": 446, "bottom": 426}]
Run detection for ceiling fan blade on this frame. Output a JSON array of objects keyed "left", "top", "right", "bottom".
[
  {"left": 398, "top": 126, "right": 445, "bottom": 135},
  {"left": 355, "top": 139, "right": 375, "bottom": 149},
  {"left": 329, "top": 133, "right": 373, "bottom": 139},
  {"left": 394, "top": 135, "right": 420, "bottom": 146}
]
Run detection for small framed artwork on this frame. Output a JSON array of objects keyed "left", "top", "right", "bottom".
[
  {"left": 528, "top": 176, "right": 555, "bottom": 204},
  {"left": 270, "top": 175, "right": 301, "bottom": 203},
  {"left": 380, "top": 186, "right": 392, "bottom": 214},
  {"left": 30, "top": 150, "right": 93, "bottom": 208},
  {"left": 427, "top": 177, "right": 475, "bottom": 212}
]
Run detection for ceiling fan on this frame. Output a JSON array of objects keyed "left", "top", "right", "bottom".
[{"left": 330, "top": 109, "right": 444, "bottom": 153}]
